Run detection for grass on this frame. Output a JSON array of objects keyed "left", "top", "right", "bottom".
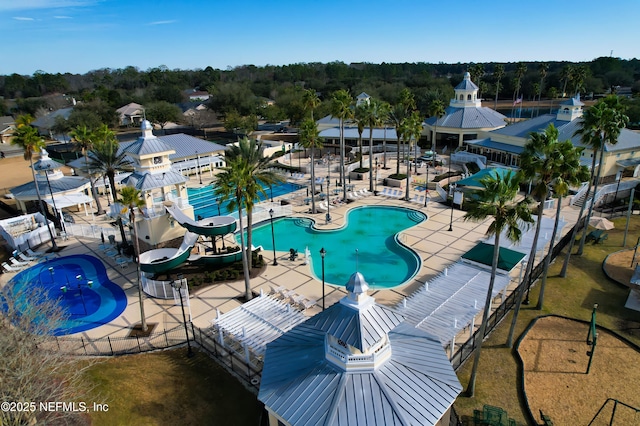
[
  {"left": 452, "top": 214, "right": 640, "bottom": 424},
  {"left": 83, "top": 349, "right": 262, "bottom": 426}
]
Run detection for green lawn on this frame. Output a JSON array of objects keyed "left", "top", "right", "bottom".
[
  {"left": 83, "top": 349, "right": 262, "bottom": 426},
  {"left": 453, "top": 215, "right": 640, "bottom": 424}
]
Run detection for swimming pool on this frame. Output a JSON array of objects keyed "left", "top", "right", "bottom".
[
  {"left": 7, "top": 255, "right": 127, "bottom": 336},
  {"left": 241, "top": 206, "right": 426, "bottom": 289},
  {"left": 188, "top": 181, "right": 304, "bottom": 219}
]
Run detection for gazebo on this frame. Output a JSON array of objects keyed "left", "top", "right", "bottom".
[{"left": 259, "top": 272, "right": 462, "bottom": 426}]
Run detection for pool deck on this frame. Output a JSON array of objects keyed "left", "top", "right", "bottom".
[{"left": 0, "top": 158, "right": 582, "bottom": 345}]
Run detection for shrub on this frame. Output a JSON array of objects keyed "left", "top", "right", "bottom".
[
  {"left": 388, "top": 173, "right": 407, "bottom": 180},
  {"left": 353, "top": 167, "right": 369, "bottom": 173}
]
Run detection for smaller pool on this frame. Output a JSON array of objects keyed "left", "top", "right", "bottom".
[
  {"left": 7, "top": 255, "right": 127, "bottom": 335},
  {"left": 188, "top": 181, "right": 304, "bottom": 219}
]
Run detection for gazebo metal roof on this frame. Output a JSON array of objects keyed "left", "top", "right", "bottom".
[{"left": 461, "top": 242, "right": 526, "bottom": 272}]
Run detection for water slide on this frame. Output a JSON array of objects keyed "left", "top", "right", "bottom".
[{"left": 139, "top": 205, "right": 239, "bottom": 274}]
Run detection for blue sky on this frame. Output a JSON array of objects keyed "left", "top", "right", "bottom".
[{"left": 2, "top": 0, "right": 639, "bottom": 76}]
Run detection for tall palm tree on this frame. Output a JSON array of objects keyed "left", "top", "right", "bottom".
[
  {"left": 428, "top": 99, "right": 446, "bottom": 157},
  {"left": 560, "top": 64, "right": 574, "bottom": 98},
  {"left": 572, "top": 65, "right": 588, "bottom": 97},
  {"left": 302, "top": 89, "right": 320, "bottom": 121},
  {"left": 15, "top": 114, "right": 35, "bottom": 128},
  {"left": 469, "top": 63, "right": 484, "bottom": 98},
  {"left": 69, "top": 125, "right": 105, "bottom": 215},
  {"left": 214, "top": 138, "right": 281, "bottom": 301},
  {"left": 463, "top": 170, "right": 533, "bottom": 396},
  {"left": 536, "top": 142, "right": 589, "bottom": 310},
  {"left": 378, "top": 101, "right": 392, "bottom": 170},
  {"left": 119, "top": 186, "right": 147, "bottom": 332},
  {"left": 353, "top": 103, "right": 367, "bottom": 170},
  {"left": 390, "top": 89, "right": 416, "bottom": 176},
  {"left": 571, "top": 96, "right": 629, "bottom": 257},
  {"left": 536, "top": 63, "right": 549, "bottom": 117},
  {"left": 88, "top": 137, "right": 132, "bottom": 244},
  {"left": 511, "top": 62, "right": 527, "bottom": 122},
  {"left": 506, "top": 125, "right": 574, "bottom": 347},
  {"left": 402, "top": 112, "right": 423, "bottom": 201},
  {"left": 299, "top": 119, "right": 324, "bottom": 214},
  {"left": 362, "top": 98, "right": 387, "bottom": 192},
  {"left": 11, "top": 124, "right": 58, "bottom": 251},
  {"left": 493, "top": 64, "right": 505, "bottom": 110},
  {"left": 330, "top": 89, "right": 353, "bottom": 201}
]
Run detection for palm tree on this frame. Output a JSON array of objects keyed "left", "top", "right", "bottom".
[
  {"left": 378, "top": 101, "right": 392, "bottom": 169},
  {"left": 402, "top": 112, "right": 423, "bottom": 200},
  {"left": 536, "top": 63, "right": 549, "bottom": 117},
  {"left": 428, "top": 99, "right": 446, "bottom": 158},
  {"left": 69, "top": 125, "right": 105, "bottom": 215},
  {"left": 119, "top": 186, "right": 147, "bottom": 332},
  {"left": 299, "top": 119, "right": 324, "bottom": 214},
  {"left": 302, "top": 89, "right": 320, "bottom": 121},
  {"left": 463, "top": 170, "right": 533, "bottom": 396},
  {"left": 511, "top": 62, "right": 527, "bottom": 121},
  {"left": 506, "top": 125, "right": 577, "bottom": 347},
  {"left": 469, "top": 63, "right": 484, "bottom": 98},
  {"left": 536, "top": 142, "right": 589, "bottom": 310},
  {"left": 362, "top": 98, "right": 387, "bottom": 192},
  {"left": 567, "top": 95, "right": 629, "bottom": 261},
  {"left": 493, "top": 64, "right": 505, "bottom": 110},
  {"left": 214, "top": 138, "right": 282, "bottom": 301},
  {"left": 560, "top": 64, "right": 573, "bottom": 98},
  {"left": 88, "top": 137, "right": 132, "bottom": 244},
  {"left": 330, "top": 89, "right": 353, "bottom": 201},
  {"left": 11, "top": 124, "right": 58, "bottom": 251},
  {"left": 353, "top": 103, "right": 367, "bottom": 170},
  {"left": 572, "top": 65, "right": 588, "bottom": 97},
  {"left": 390, "top": 89, "right": 416, "bottom": 176},
  {"left": 15, "top": 114, "right": 35, "bottom": 128}
]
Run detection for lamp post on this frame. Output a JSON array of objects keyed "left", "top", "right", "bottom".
[
  {"left": 171, "top": 274, "right": 194, "bottom": 358},
  {"left": 375, "top": 158, "right": 379, "bottom": 194},
  {"left": 325, "top": 175, "right": 331, "bottom": 223},
  {"left": 448, "top": 157, "right": 454, "bottom": 232},
  {"left": 320, "top": 247, "right": 326, "bottom": 310},
  {"left": 269, "top": 208, "right": 277, "bottom": 266},
  {"left": 216, "top": 198, "right": 221, "bottom": 216},
  {"left": 195, "top": 151, "right": 202, "bottom": 185},
  {"left": 270, "top": 184, "right": 273, "bottom": 203}
]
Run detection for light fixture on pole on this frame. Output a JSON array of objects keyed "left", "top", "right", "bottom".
[
  {"left": 448, "top": 157, "right": 455, "bottom": 232},
  {"left": 325, "top": 175, "right": 331, "bottom": 223},
  {"left": 171, "top": 273, "right": 194, "bottom": 358},
  {"left": 270, "top": 184, "right": 273, "bottom": 202},
  {"left": 320, "top": 247, "right": 326, "bottom": 310},
  {"left": 216, "top": 198, "right": 221, "bottom": 216},
  {"left": 375, "top": 158, "right": 379, "bottom": 195},
  {"left": 195, "top": 151, "right": 202, "bottom": 185},
  {"left": 269, "top": 208, "right": 277, "bottom": 266}
]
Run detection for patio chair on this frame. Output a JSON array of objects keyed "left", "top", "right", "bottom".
[
  {"left": 14, "top": 251, "right": 37, "bottom": 262},
  {"left": 2, "top": 262, "right": 24, "bottom": 273},
  {"left": 9, "top": 257, "right": 30, "bottom": 267},
  {"left": 26, "top": 248, "right": 46, "bottom": 258},
  {"left": 289, "top": 248, "right": 298, "bottom": 261},
  {"left": 115, "top": 255, "right": 130, "bottom": 269},
  {"left": 289, "top": 294, "right": 316, "bottom": 311}
]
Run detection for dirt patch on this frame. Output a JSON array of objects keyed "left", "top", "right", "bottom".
[
  {"left": 603, "top": 248, "right": 637, "bottom": 286},
  {"left": 519, "top": 316, "right": 640, "bottom": 425}
]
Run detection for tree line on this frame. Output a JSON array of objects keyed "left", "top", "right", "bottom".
[{"left": 1, "top": 58, "right": 640, "bottom": 128}]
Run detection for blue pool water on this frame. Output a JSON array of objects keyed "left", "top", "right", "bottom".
[
  {"left": 241, "top": 206, "right": 426, "bottom": 289},
  {"left": 188, "top": 182, "right": 304, "bottom": 219},
  {"left": 7, "top": 255, "right": 127, "bottom": 335}
]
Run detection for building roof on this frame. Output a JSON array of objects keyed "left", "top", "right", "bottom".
[
  {"left": 454, "top": 72, "right": 479, "bottom": 91},
  {"left": 10, "top": 175, "right": 89, "bottom": 198},
  {"left": 424, "top": 106, "right": 506, "bottom": 129},
  {"left": 123, "top": 121, "right": 175, "bottom": 156},
  {"left": 31, "top": 107, "right": 74, "bottom": 130},
  {"left": 159, "top": 134, "right": 226, "bottom": 159},
  {"left": 121, "top": 169, "right": 186, "bottom": 191},
  {"left": 461, "top": 242, "right": 526, "bottom": 272},
  {"left": 466, "top": 138, "right": 525, "bottom": 155},
  {"left": 116, "top": 102, "right": 144, "bottom": 116},
  {"left": 454, "top": 167, "right": 513, "bottom": 188},
  {"left": 489, "top": 113, "right": 640, "bottom": 153},
  {"left": 319, "top": 126, "right": 397, "bottom": 140},
  {"left": 259, "top": 272, "right": 461, "bottom": 426}
]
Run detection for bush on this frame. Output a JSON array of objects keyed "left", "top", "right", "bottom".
[
  {"left": 388, "top": 173, "right": 407, "bottom": 180},
  {"left": 353, "top": 167, "right": 370, "bottom": 173}
]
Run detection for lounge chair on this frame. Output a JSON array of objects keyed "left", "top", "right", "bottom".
[
  {"left": 14, "top": 251, "right": 37, "bottom": 262},
  {"left": 347, "top": 192, "right": 359, "bottom": 201},
  {"left": 289, "top": 294, "right": 316, "bottom": 311},
  {"left": 380, "top": 188, "right": 390, "bottom": 196},
  {"left": 2, "top": 262, "right": 24, "bottom": 273},
  {"left": 26, "top": 248, "right": 46, "bottom": 258},
  {"left": 9, "top": 257, "right": 30, "bottom": 267}
]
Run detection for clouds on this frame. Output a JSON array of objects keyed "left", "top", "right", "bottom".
[
  {"left": 0, "top": 0, "right": 98, "bottom": 11},
  {"left": 12, "top": 17, "right": 35, "bottom": 21},
  {"left": 147, "top": 20, "right": 176, "bottom": 26}
]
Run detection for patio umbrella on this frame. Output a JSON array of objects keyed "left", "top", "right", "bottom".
[{"left": 589, "top": 217, "right": 615, "bottom": 230}]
